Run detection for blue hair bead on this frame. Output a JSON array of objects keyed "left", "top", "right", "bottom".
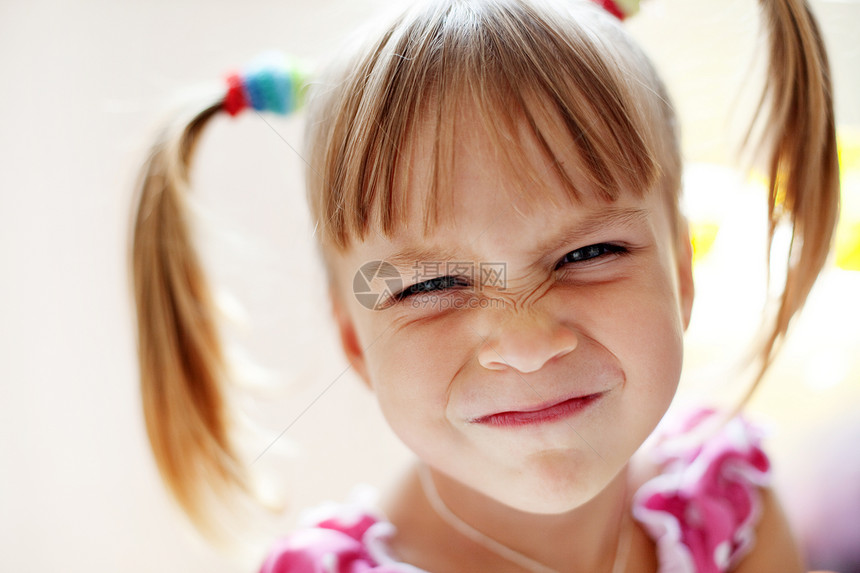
[
  {"left": 256, "top": 69, "right": 279, "bottom": 113},
  {"left": 243, "top": 71, "right": 266, "bottom": 113},
  {"left": 270, "top": 69, "right": 289, "bottom": 114}
]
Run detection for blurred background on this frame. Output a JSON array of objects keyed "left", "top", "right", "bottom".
[{"left": 1, "top": 0, "right": 858, "bottom": 571}]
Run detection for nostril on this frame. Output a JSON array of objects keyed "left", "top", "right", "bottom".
[
  {"left": 477, "top": 340, "right": 511, "bottom": 371},
  {"left": 552, "top": 329, "right": 578, "bottom": 360},
  {"left": 549, "top": 346, "right": 574, "bottom": 365}
]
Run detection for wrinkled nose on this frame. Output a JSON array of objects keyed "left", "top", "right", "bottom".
[{"left": 477, "top": 315, "right": 578, "bottom": 373}]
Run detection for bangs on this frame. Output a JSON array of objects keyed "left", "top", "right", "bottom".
[{"left": 306, "top": 0, "right": 679, "bottom": 250}]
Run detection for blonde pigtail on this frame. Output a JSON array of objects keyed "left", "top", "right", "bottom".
[
  {"left": 744, "top": 0, "right": 840, "bottom": 396},
  {"left": 131, "top": 100, "right": 253, "bottom": 534},
  {"left": 130, "top": 56, "right": 309, "bottom": 534}
]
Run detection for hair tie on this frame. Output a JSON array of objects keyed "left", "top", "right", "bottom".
[
  {"left": 591, "top": 0, "right": 639, "bottom": 20},
  {"left": 222, "top": 52, "right": 308, "bottom": 117}
]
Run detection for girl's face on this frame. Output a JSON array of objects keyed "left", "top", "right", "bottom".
[{"left": 328, "top": 109, "right": 694, "bottom": 514}]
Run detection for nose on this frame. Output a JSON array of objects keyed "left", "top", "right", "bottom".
[{"left": 477, "top": 313, "right": 578, "bottom": 373}]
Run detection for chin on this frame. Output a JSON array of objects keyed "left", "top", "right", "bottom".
[{"left": 487, "top": 449, "right": 624, "bottom": 515}]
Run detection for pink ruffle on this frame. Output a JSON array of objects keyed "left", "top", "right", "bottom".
[
  {"left": 259, "top": 488, "right": 426, "bottom": 573},
  {"left": 632, "top": 409, "right": 771, "bottom": 573}
]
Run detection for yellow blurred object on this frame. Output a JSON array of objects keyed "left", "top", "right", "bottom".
[
  {"left": 835, "top": 127, "right": 860, "bottom": 271},
  {"left": 690, "top": 221, "right": 720, "bottom": 264},
  {"left": 743, "top": 128, "right": 860, "bottom": 271},
  {"left": 837, "top": 128, "right": 860, "bottom": 172},
  {"left": 687, "top": 128, "right": 860, "bottom": 270},
  {"left": 835, "top": 223, "right": 860, "bottom": 270}
]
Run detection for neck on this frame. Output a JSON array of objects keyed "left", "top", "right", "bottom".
[{"left": 383, "top": 461, "right": 631, "bottom": 573}]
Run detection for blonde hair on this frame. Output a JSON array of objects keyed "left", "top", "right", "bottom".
[
  {"left": 130, "top": 0, "right": 839, "bottom": 530},
  {"left": 744, "top": 0, "right": 840, "bottom": 392},
  {"left": 304, "top": 0, "right": 678, "bottom": 251}
]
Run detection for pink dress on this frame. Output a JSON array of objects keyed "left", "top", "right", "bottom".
[{"left": 259, "top": 409, "right": 771, "bottom": 573}]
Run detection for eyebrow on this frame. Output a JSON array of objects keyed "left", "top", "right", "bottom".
[
  {"left": 526, "top": 206, "right": 649, "bottom": 259},
  {"left": 382, "top": 206, "right": 649, "bottom": 272},
  {"left": 384, "top": 244, "right": 470, "bottom": 271}
]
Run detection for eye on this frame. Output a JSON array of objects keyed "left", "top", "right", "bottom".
[
  {"left": 392, "top": 275, "right": 470, "bottom": 301},
  {"left": 555, "top": 243, "right": 627, "bottom": 269}
]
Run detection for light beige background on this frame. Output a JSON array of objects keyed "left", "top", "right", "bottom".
[{"left": 1, "top": 0, "right": 858, "bottom": 571}]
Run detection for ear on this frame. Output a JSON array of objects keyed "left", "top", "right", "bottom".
[
  {"left": 330, "top": 291, "right": 372, "bottom": 389},
  {"left": 676, "top": 221, "right": 695, "bottom": 330}
]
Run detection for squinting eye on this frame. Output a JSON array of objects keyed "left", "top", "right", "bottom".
[
  {"left": 393, "top": 275, "right": 470, "bottom": 301},
  {"left": 556, "top": 243, "right": 627, "bottom": 269}
]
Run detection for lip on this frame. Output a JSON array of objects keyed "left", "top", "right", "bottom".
[{"left": 469, "top": 392, "right": 604, "bottom": 428}]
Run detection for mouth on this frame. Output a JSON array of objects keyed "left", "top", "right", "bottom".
[{"left": 469, "top": 392, "right": 605, "bottom": 428}]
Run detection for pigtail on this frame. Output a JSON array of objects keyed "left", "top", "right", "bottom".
[
  {"left": 131, "top": 99, "right": 252, "bottom": 533},
  {"left": 131, "top": 55, "right": 309, "bottom": 533},
  {"left": 745, "top": 0, "right": 840, "bottom": 394}
]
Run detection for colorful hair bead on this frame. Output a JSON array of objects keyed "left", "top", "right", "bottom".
[
  {"left": 222, "top": 52, "right": 308, "bottom": 117},
  {"left": 591, "top": 0, "right": 639, "bottom": 20},
  {"left": 223, "top": 73, "right": 248, "bottom": 116}
]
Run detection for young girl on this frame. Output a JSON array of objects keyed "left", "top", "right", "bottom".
[{"left": 130, "top": 0, "right": 840, "bottom": 570}]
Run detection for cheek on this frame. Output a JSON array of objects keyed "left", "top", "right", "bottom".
[
  {"left": 562, "top": 267, "right": 685, "bottom": 401},
  {"left": 364, "top": 313, "right": 476, "bottom": 421},
  {"left": 362, "top": 315, "right": 489, "bottom": 469}
]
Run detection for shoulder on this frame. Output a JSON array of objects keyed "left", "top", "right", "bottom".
[
  {"left": 631, "top": 407, "right": 800, "bottom": 572},
  {"left": 729, "top": 487, "right": 803, "bottom": 572}
]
